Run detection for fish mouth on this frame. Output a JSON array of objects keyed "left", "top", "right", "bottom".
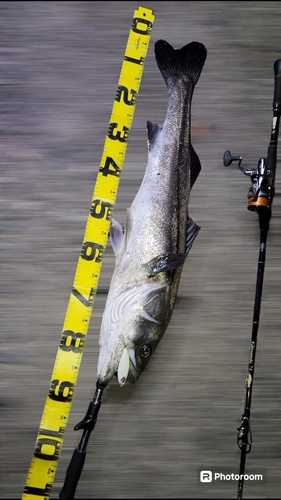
[{"left": 117, "top": 346, "right": 138, "bottom": 387}]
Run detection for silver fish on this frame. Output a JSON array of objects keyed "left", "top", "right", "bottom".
[{"left": 97, "top": 40, "right": 207, "bottom": 387}]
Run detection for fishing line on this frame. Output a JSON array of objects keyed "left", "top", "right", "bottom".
[{"left": 22, "top": 6, "right": 155, "bottom": 499}]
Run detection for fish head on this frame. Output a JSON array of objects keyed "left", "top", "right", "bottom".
[
  {"left": 97, "top": 284, "right": 170, "bottom": 387},
  {"left": 123, "top": 313, "right": 167, "bottom": 385}
]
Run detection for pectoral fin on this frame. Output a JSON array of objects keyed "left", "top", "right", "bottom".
[
  {"left": 110, "top": 219, "right": 124, "bottom": 256},
  {"left": 144, "top": 218, "right": 200, "bottom": 277},
  {"left": 145, "top": 253, "right": 187, "bottom": 276}
]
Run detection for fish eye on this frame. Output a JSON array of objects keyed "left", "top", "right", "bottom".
[{"left": 140, "top": 344, "right": 151, "bottom": 358}]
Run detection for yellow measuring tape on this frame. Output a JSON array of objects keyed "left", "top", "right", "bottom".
[{"left": 23, "top": 6, "right": 154, "bottom": 499}]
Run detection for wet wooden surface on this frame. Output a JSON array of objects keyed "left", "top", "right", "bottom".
[{"left": 1, "top": 1, "right": 281, "bottom": 498}]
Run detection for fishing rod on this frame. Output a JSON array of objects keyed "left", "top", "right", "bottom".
[
  {"left": 59, "top": 378, "right": 107, "bottom": 500},
  {"left": 223, "top": 58, "right": 281, "bottom": 500}
]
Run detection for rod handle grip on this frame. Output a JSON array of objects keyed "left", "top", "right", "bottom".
[
  {"left": 273, "top": 59, "right": 281, "bottom": 107},
  {"left": 59, "top": 448, "right": 86, "bottom": 500}
]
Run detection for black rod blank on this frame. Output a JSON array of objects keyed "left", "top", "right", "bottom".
[{"left": 237, "top": 218, "right": 269, "bottom": 500}]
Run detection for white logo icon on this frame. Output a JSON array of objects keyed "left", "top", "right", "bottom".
[{"left": 200, "top": 470, "right": 212, "bottom": 482}]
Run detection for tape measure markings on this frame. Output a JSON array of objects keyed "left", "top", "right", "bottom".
[{"left": 23, "top": 6, "right": 154, "bottom": 499}]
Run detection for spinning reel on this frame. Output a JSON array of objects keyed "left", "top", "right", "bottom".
[{"left": 223, "top": 150, "right": 274, "bottom": 213}]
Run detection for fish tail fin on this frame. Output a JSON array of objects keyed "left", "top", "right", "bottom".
[{"left": 155, "top": 40, "right": 207, "bottom": 87}]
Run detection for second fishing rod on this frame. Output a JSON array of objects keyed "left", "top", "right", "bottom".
[{"left": 224, "top": 57, "right": 281, "bottom": 500}]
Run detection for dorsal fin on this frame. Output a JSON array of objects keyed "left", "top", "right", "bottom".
[
  {"left": 185, "top": 217, "right": 200, "bottom": 254},
  {"left": 190, "top": 144, "right": 201, "bottom": 189},
  {"left": 146, "top": 120, "right": 161, "bottom": 150}
]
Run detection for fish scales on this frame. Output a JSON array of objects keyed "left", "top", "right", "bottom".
[{"left": 97, "top": 39, "right": 207, "bottom": 387}]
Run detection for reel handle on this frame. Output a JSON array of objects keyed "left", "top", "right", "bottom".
[{"left": 223, "top": 150, "right": 243, "bottom": 167}]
